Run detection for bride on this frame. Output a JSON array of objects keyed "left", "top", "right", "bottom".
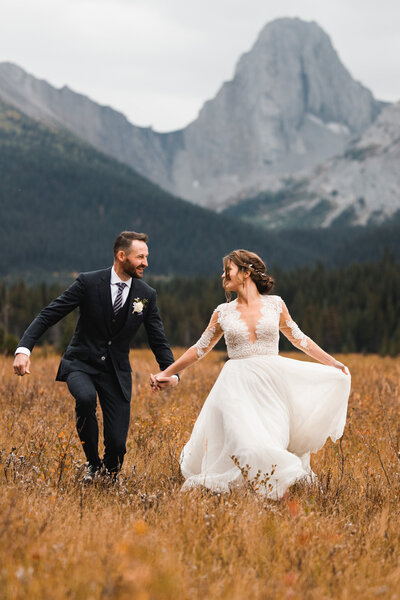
[{"left": 151, "top": 249, "right": 351, "bottom": 498}]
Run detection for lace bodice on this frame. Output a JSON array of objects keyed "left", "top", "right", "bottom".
[
  {"left": 194, "top": 295, "right": 310, "bottom": 360},
  {"left": 218, "top": 295, "right": 281, "bottom": 358}
]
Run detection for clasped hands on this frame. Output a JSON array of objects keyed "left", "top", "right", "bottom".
[{"left": 149, "top": 372, "right": 178, "bottom": 392}]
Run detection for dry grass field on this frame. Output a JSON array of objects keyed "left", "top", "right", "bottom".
[{"left": 1, "top": 349, "right": 400, "bottom": 600}]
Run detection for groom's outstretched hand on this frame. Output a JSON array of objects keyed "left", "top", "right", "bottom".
[
  {"left": 13, "top": 353, "right": 31, "bottom": 376},
  {"left": 150, "top": 373, "right": 178, "bottom": 392}
]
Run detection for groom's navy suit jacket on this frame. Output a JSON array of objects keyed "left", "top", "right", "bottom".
[{"left": 18, "top": 268, "right": 175, "bottom": 401}]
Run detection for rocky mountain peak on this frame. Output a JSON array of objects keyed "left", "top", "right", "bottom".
[
  {"left": 182, "top": 18, "right": 381, "bottom": 207},
  {"left": 234, "top": 17, "right": 378, "bottom": 135}
]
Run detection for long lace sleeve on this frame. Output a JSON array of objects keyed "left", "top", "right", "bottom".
[
  {"left": 193, "top": 309, "right": 224, "bottom": 359},
  {"left": 279, "top": 299, "right": 336, "bottom": 366},
  {"left": 279, "top": 300, "right": 310, "bottom": 351}
]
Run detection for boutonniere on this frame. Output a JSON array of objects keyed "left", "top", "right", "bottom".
[{"left": 132, "top": 297, "right": 148, "bottom": 316}]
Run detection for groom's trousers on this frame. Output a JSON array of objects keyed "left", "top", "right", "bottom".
[{"left": 66, "top": 368, "right": 130, "bottom": 473}]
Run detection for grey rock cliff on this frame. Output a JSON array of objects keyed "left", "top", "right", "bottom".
[
  {"left": 293, "top": 101, "right": 400, "bottom": 227},
  {"left": 0, "top": 18, "right": 382, "bottom": 209},
  {"left": 230, "top": 101, "right": 400, "bottom": 230}
]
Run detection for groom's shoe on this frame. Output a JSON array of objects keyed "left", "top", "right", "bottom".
[
  {"left": 80, "top": 463, "right": 101, "bottom": 484},
  {"left": 98, "top": 464, "right": 120, "bottom": 485}
]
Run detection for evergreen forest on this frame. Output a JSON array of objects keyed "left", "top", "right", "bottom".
[{"left": 1, "top": 254, "right": 399, "bottom": 357}]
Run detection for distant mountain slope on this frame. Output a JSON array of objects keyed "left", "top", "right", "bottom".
[
  {"left": 0, "top": 18, "right": 382, "bottom": 210},
  {"left": 223, "top": 102, "right": 400, "bottom": 229},
  {"left": 290, "top": 101, "right": 400, "bottom": 227},
  {"left": 0, "top": 99, "right": 317, "bottom": 279}
]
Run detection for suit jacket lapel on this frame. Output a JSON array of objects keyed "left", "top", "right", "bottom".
[{"left": 98, "top": 268, "right": 113, "bottom": 336}]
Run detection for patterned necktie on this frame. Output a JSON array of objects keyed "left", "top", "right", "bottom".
[{"left": 113, "top": 282, "right": 127, "bottom": 315}]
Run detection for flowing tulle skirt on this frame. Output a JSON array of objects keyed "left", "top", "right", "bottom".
[{"left": 180, "top": 355, "right": 351, "bottom": 498}]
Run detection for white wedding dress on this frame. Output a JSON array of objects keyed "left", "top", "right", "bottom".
[{"left": 180, "top": 295, "right": 351, "bottom": 498}]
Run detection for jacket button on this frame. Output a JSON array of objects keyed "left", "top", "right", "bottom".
[
  {"left": 101, "top": 356, "right": 106, "bottom": 361},
  {"left": 108, "top": 341, "right": 112, "bottom": 345}
]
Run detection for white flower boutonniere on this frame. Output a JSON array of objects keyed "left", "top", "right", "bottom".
[{"left": 132, "top": 297, "right": 148, "bottom": 316}]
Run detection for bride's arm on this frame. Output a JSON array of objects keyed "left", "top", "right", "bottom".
[
  {"left": 279, "top": 299, "right": 349, "bottom": 374},
  {"left": 150, "top": 309, "right": 224, "bottom": 388}
]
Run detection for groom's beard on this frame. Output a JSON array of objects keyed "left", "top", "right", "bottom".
[{"left": 122, "top": 258, "right": 146, "bottom": 279}]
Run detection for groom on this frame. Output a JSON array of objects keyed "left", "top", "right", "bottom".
[{"left": 13, "top": 231, "right": 178, "bottom": 479}]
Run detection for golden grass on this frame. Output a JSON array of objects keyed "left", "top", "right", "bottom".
[{"left": 1, "top": 350, "right": 400, "bottom": 599}]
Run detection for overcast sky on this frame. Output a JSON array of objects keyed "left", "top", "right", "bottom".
[{"left": 1, "top": 0, "right": 399, "bottom": 131}]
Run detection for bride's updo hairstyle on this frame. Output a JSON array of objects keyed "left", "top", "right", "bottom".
[{"left": 223, "top": 249, "right": 274, "bottom": 301}]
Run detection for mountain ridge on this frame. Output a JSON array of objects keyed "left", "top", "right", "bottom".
[
  {"left": 0, "top": 17, "right": 383, "bottom": 212},
  {"left": 1, "top": 99, "right": 400, "bottom": 281},
  {"left": 0, "top": 98, "right": 318, "bottom": 278}
]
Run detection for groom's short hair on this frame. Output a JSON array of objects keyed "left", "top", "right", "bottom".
[{"left": 113, "top": 231, "right": 149, "bottom": 257}]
